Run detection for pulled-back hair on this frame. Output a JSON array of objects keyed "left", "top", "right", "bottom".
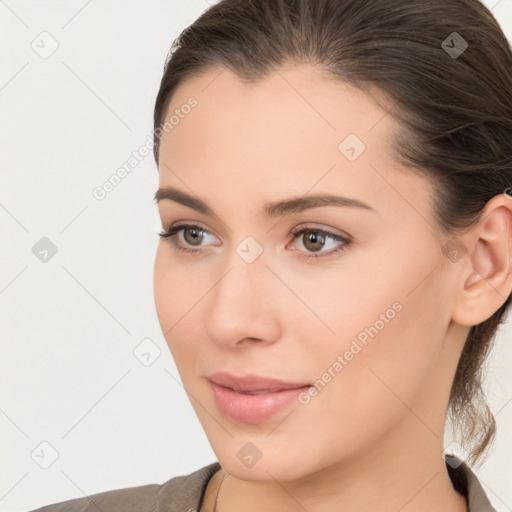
[{"left": 153, "top": 0, "right": 512, "bottom": 466}]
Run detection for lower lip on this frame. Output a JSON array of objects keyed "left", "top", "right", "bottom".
[{"left": 209, "top": 381, "right": 311, "bottom": 424}]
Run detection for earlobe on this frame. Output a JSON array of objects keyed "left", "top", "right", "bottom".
[{"left": 451, "top": 196, "right": 512, "bottom": 327}]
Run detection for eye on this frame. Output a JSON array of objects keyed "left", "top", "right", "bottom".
[
  {"left": 288, "top": 224, "right": 351, "bottom": 259},
  {"left": 157, "top": 222, "right": 351, "bottom": 259},
  {"left": 157, "top": 222, "right": 220, "bottom": 255}
]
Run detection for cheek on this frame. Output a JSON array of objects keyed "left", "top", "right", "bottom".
[
  {"left": 298, "top": 252, "right": 445, "bottom": 429},
  {"left": 153, "top": 248, "right": 171, "bottom": 331},
  {"left": 153, "top": 247, "right": 207, "bottom": 366},
  {"left": 297, "top": 305, "right": 437, "bottom": 464},
  {"left": 153, "top": 247, "right": 198, "bottom": 330}
]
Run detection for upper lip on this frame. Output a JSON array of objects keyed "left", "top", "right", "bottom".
[{"left": 208, "top": 372, "right": 311, "bottom": 392}]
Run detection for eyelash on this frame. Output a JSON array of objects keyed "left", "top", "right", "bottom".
[
  {"left": 157, "top": 222, "right": 351, "bottom": 260},
  {"left": 157, "top": 224, "right": 351, "bottom": 259}
]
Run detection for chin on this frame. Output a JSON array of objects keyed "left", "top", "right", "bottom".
[
  {"left": 222, "top": 457, "right": 306, "bottom": 483},
  {"left": 210, "top": 438, "right": 314, "bottom": 482}
]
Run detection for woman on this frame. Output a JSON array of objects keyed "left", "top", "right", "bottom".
[{"left": 32, "top": 0, "right": 512, "bottom": 511}]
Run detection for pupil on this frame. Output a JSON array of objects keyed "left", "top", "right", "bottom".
[
  {"left": 186, "top": 227, "right": 203, "bottom": 245},
  {"left": 306, "top": 231, "right": 324, "bottom": 252}
]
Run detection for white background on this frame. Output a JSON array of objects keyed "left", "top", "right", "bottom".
[{"left": 1, "top": 1, "right": 511, "bottom": 511}]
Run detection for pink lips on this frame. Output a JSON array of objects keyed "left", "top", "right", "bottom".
[{"left": 208, "top": 372, "right": 312, "bottom": 424}]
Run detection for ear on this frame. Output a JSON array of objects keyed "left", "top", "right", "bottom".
[{"left": 450, "top": 192, "right": 512, "bottom": 327}]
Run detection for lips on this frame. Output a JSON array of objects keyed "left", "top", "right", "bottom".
[
  {"left": 207, "top": 372, "right": 313, "bottom": 423},
  {"left": 232, "top": 389, "right": 277, "bottom": 395},
  {"left": 208, "top": 372, "right": 311, "bottom": 392}
]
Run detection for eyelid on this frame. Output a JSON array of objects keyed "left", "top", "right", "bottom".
[
  {"left": 290, "top": 222, "right": 350, "bottom": 239},
  {"left": 162, "top": 220, "right": 349, "bottom": 240}
]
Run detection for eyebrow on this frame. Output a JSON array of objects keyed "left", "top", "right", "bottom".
[{"left": 153, "top": 186, "right": 377, "bottom": 217}]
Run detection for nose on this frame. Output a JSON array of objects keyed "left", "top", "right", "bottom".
[{"left": 204, "top": 250, "right": 282, "bottom": 349}]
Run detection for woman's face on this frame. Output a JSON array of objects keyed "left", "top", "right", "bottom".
[{"left": 153, "top": 64, "right": 465, "bottom": 482}]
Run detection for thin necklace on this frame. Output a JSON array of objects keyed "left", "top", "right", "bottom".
[{"left": 213, "top": 470, "right": 226, "bottom": 512}]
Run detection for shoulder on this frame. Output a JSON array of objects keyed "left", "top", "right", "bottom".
[
  {"left": 445, "top": 454, "right": 498, "bottom": 512},
  {"left": 30, "top": 461, "right": 222, "bottom": 512}
]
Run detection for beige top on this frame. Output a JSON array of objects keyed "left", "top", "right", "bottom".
[{"left": 31, "top": 455, "right": 497, "bottom": 511}]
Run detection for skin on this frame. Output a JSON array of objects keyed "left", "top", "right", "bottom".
[{"left": 153, "top": 64, "right": 512, "bottom": 512}]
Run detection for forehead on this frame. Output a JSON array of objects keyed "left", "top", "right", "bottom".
[
  {"left": 161, "top": 63, "right": 395, "bottom": 157},
  {"left": 157, "top": 64, "right": 429, "bottom": 219}
]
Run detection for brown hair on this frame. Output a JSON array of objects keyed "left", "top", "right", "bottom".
[{"left": 153, "top": 0, "right": 512, "bottom": 466}]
